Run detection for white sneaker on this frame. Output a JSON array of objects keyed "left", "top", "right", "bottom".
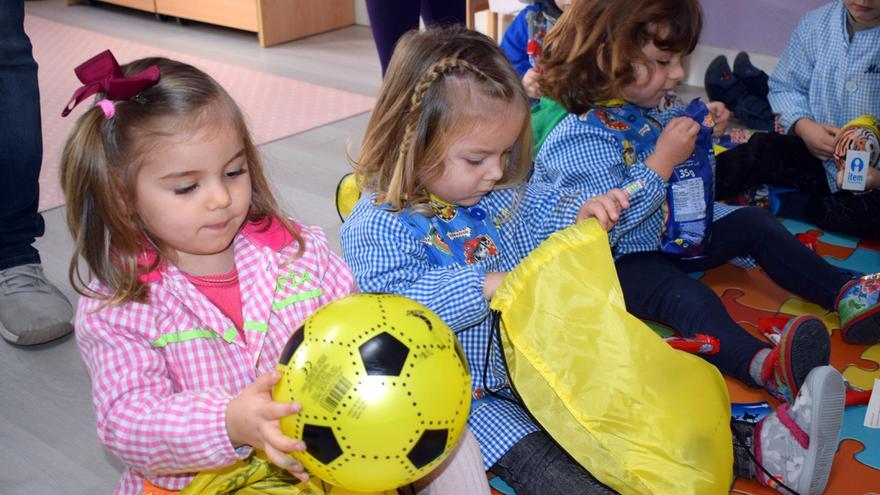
[
  {"left": 0, "top": 263, "right": 73, "bottom": 345},
  {"left": 754, "top": 365, "right": 845, "bottom": 495}
]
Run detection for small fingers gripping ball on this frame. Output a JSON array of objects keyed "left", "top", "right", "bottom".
[{"left": 274, "top": 294, "right": 472, "bottom": 493}]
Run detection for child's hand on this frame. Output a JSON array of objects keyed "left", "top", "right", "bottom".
[
  {"left": 870, "top": 168, "right": 880, "bottom": 190},
  {"left": 706, "top": 101, "right": 731, "bottom": 137},
  {"left": 794, "top": 118, "right": 839, "bottom": 161},
  {"left": 577, "top": 188, "right": 631, "bottom": 230},
  {"left": 523, "top": 68, "right": 543, "bottom": 99},
  {"left": 226, "top": 371, "right": 309, "bottom": 482},
  {"left": 483, "top": 272, "right": 508, "bottom": 300},
  {"left": 646, "top": 117, "right": 699, "bottom": 180}
]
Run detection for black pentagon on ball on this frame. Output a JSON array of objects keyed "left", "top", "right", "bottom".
[
  {"left": 407, "top": 429, "right": 448, "bottom": 468},
  {"left": 359, "top": 331, "right": 409, "bottom": 376},
  {"left": 278, "top": 325, "right": 305, "bottom": 366},
  {"left": 302, "top": 424, "right": 343, "bottom": 464}
]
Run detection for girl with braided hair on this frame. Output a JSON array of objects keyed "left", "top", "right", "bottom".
[
  {"left": 341, "top": 25, "right": 630, "bottom": 494},
  {"left": 342, "top": 24, "right": 853, "bottom": 495}
]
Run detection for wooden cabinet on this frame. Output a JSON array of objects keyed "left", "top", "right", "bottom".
[
  {"left": 95, "top": 0, "right": 155, "bottom": 12},
  {"left": 67, "top": 0, "right": 354, "bottom": 47},
  {"left": 155, "top": 0, "right": 259, "bottom": 32}
]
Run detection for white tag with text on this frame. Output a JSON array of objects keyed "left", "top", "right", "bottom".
[
  {"left": 842, "top": 149, "right": 870, "bottom": 191},
  {"left": 864, "top": 378, "right": 880, "bottom": 429}
]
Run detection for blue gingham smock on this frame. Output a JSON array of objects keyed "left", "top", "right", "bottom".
[
  {"left": 768, "top": 0, "right": 880, "bottom": 192},
  {"left": 340, "top": 183, "right": 589, "bottom": 468},
  {"left": 533, "top": 99, "right": 739, "bottom": 259}
]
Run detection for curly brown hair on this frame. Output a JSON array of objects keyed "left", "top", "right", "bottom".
[
  {"left": 540, "top": 0, "right": 702, "bottom": 114},
  {"left": 354, "top": 25, "right": 533, "bottom": 213}
]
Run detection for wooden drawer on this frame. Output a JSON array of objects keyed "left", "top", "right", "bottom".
[
  {"left": 69, "top": 0, "right": 354, "bottom": 48},
  {"left": 259, "top": 0, "right": 354, "bottom": 46},
  {"left": 155, "top": 0, "right": 259, "bottom": 32},
  {"left": 100, "top": 0, "right": 156, "bottom": 12}
]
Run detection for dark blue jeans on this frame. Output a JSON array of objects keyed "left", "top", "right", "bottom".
[
  {"left": 615, "top": 207, "right": 853, "bottom": 386},
  {"left": 493, "top": 426, "right": 758, "bottom": 493},
  {"left": 364, "top": 0, "right": 465, "bottom": 75},
  {"left": 492, "top": 431, "right": 616, "bottom": 495},
  {"left": 0, "top": 0, "right": 44, "bottom": 271}
]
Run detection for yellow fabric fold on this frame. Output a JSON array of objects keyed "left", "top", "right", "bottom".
[{"left": 490, "top": 220, "right": 733, "bottom": 495}]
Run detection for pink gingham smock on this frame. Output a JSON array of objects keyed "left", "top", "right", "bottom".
[{"left": 75, "top": 218, "right": 355, "bottom": 494}]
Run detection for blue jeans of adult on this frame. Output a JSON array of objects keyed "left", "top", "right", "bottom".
[
  {"left": 0, "top": 0, "right": 44, "bottom": 271},
  {"left": 615, "top": 206, "right": 853, "bottom": 386},
  {"left": 365, "top": 0, "right": 465, "bottom": 75}
]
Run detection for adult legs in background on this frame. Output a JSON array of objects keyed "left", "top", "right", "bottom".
[
  {"left": 715, "top": 132, "right": 880, "bottom": 239},
  {"left": 365, "top": 0, "right": 466, "bottom": 75},
  {"left": 0, "top": 0, "right": 73, "bottom": 345}
]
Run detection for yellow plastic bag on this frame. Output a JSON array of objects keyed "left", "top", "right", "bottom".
[
  {"left": 489, "top": 220, "right": 733, "bottom": 495},
  {"left": 178, "top": 452, "right": 396, "bottom": 495},
  {"left": 335, "top": 173, "right": 361, "bottom": 222}
]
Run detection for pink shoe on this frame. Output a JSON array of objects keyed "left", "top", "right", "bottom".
[{"left": 760, "top": 315, "right": 830, "bottom": 403}]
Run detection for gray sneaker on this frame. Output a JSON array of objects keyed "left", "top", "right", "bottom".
[
  {"left": 754, "top": 365, "right": 845, "bottom": 495},
  {"left": 0, "top": 263, "right": 74, "bottom": 345}
]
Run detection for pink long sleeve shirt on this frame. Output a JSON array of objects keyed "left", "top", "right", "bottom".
[{"left": 75, "top": 219, "right": 355, "bottom": 494}]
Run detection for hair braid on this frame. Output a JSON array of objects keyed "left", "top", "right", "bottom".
[{"left": 386, "top": 57, "right": 495, "bottom": 209}]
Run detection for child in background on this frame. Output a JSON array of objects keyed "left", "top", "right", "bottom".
[
  {"left": 61, "top": 51, "right": 489, "bottom": 495},
  {"left": 714, "top": 0, "right": 880, "bottom": 239},
  {"left": 341, "top": 24, "right": 845, "bottom": 495},
  {"left": 500, "top": 0, "right": 572, "bottom": 99},
  {"left": 534, "top": 2, "right": 859, "bottom": 490}
]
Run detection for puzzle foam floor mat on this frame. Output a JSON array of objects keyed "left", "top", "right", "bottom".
[
  {"left": 488, "top": 218, "right": 880, "bottom": 494},
  {"left": 723, "top": 219, "right": 880, "bottom": 494}
]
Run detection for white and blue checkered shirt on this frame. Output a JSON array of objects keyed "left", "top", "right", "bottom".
[
  {"left": 340, "top": 183, "right": 589, "bottom": 468},
  {"left": 533, "top": 100, "right": 739, "bottom": 259},
  {"left": 768, "top": 0, "right": 880, "bottom": 192}
]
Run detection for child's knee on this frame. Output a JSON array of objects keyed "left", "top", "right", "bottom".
[{"left": 731, "top": 205, "right": 779, "bottom": 232}]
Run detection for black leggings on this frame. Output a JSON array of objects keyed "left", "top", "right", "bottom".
[
  {"left": 715, "top": 132, "right": 880, "bottom": 239},
  {"left": 616, "top": 207, "right": 852, "bottom": 385}
]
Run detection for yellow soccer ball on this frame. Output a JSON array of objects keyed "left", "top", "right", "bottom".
[{"left": 274, "top": 293, "right": 472, "bottom": 493}]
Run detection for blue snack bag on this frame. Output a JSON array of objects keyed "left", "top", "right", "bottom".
[{"left": 660, "top": 98, "right": 715, "bottom": 258}]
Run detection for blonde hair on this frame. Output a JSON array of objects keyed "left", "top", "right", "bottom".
[
  {"left": 355, "top": 25, "right": 533, "bottom": 213},
  {"left": 541, "top": 0, "right": 702, "bottom": 114},
  {"left": 61, "top": 57, "right": 303, "bottom": 306}
]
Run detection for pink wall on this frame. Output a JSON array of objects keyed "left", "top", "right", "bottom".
[{"left": 700, "top": 0, "right": 830, "bottom": 56}]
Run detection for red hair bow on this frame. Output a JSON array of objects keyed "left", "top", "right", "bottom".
[{"left": 61, "top": 49, "right": 160, "bottom": 117}]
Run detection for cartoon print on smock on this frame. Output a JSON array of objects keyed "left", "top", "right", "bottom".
[
  {"left": 399, "top": 198, "right": 503, "bottom": 267},
  {"left": 463, "top": 235, "right": 498, "bottom": 264},
  {"left": 432, "top": 199, "right": 459, "bottom": 222},
  {"left": 580, "top": 100, "right": 662, "bottom": 168}
]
